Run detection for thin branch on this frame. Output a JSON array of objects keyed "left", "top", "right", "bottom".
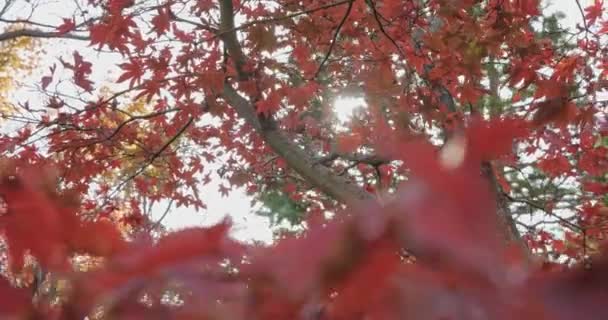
[
  {"left": 0, "top": 28, "right": 89, "bottom": 42},
  {"left": 574, "top": 0, "right": 589, "bottom": 32},
  {"left": 317, "top": 152, "right": 392, "bottom": 166},
  {"left": 0, "top": 18, "right": 61, "bottom": 29},
  {"left": 365, "top": 0, "right": 406, "bottom": 58},
  {"left": 218, "top": 0, "right": 352, "bottom": 37},
  {"left": 148, "top": 199, "right": 174, "bottom": 232},
  {"left": 502, "top": 191, "right": 582, "bottom": 232},
  {"left": 312, "top": 0, "right": 354, "bottom": 79},
  {"left": 100, "top": 108, "right": 180, "bottom": 142},
  {"left": 0, "top": 0, "right": 13, "bottom": 18},
  {"left": 110, "top": 117, "right": 194, "bottom": 197},
  {"left": 171, "top": 15, "right": 218, "bottom": 33}
]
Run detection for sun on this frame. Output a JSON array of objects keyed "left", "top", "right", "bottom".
[{"left": 333, "top": 95, "right": 367, "bottom": 124}]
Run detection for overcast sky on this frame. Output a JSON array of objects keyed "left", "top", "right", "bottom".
[{"left": 1, "top": 0, "right": 604, "bottom": 244}]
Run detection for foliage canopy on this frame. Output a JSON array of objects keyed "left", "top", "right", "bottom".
[{"left": 0, "top": 0, "right": 608, "bottom": 319}]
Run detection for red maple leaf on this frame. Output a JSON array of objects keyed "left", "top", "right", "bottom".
[
  {"left": 532, "top": 99, "right": 578, "bottom": 128},
  {"left": 117, "top": 58, "right": 145, "bottom": 88},
  {"left": 218, "top": 184, "right": 230, "bottom": 197},
  {"left": 89, "top": 14, "right": 136, "bottom": 52},
  {"left": 336, "top": 132, "right": 364, "bottom": 154},
  {"left": 56, "top": 18, "right": 76, "bottom": 35},
  {"left": 107, "top": 0, "right": 135, "bottom": 14},
  {"left": 585, "top": 0, "right": 604, "bottom": 26},
  {"left": 0, "top": 163, "right": 126, "bottom": 273},
  {"left": 0, "top": 278, "right": 29, "bottom": 317},
  {"left": 538, "top": 155, "right": 572, "bottom": 177},
  {"left": 134, "top": 79, "right": 162, "bottom": 102},
  {"left": 40, "top": 63, "right": 56, "bottom": 90},
  {"left": 255, "top": 91, "right": 282, "bottom": 116},
  {"left": 72, "top": 52, "right": 94, "bottom": 92},
  {"left": 466, "top": 117, "right": 529, "bottom": 163},
  {"left": 151, "top": 7, "right": 171, "bottom": 36}
]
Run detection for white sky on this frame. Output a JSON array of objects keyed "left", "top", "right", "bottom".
[{"left": 0, "top": 0, "right": 603, "bottom": 244}]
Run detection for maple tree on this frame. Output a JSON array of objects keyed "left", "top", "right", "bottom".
[{"left": 1, "top": 0, "right": 608, "bottom": 318}]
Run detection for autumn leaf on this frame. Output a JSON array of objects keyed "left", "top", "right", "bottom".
[
  {"left": 248, "top": 25, "right": 277, "bottom": 52},
  {"left": 61, "top": 51, "right": 94, "bottom": 92},
  {"left": 151, "top": 7, "right": 171, "bottom": 36},
  {"left": 0, "top": 278, "right": 30, "bottom": 317},
  {"left": 117, "top": 58, "right": 145, "bottom": 88},
  {"left": 538, "top": 155, "right": 572, "bottom": 177},
  {"left": 466, "top": 117, "right": 529, "bottom": 163},
  {"left": 41, "top": 75, "right": 53, "bottom": 90},
  {"left": 219, "top": 184, "right": 230, "bottom": 197},
  {"left": 89, "top": 14, "right": 136, "bottom": 52},
  {"left": 336, "top": 132, "right": 363, "bottom": 154},
  {"left": 56, "top": 18, "right": 76, "bottom": 35},
  {"left": 532, "top": 99, "right": 578, "bottom": 127},
  {"left": 584, "top": 0, "right": 604, "bottom": 26},
  {"left": 255, "top": 91, "right": 282, "bottom": 116}
]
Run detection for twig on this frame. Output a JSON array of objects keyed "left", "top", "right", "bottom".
[
  {"left": 110, "top": 117, "right": 194, "bottom": 197},
  {"left": 365, "top": 0, "right": 406, "bottom": 58},
  {"left": 148, "top": 199, "right": 174, "bottom": 232},
  {"left": 215, "top": 0, "right": 352, "bottom": 38},
  {"left": 312, "top": 0, "right": 354, "bottom": 79},
  {"left": 502, "top": 191, "right": 582, "bottom": 232},
  {"left": 0, "top": 28, "right": 89, "bottom": 42},
  {"left": 574, "top": 0, "right": 589, "bottom": 32}
]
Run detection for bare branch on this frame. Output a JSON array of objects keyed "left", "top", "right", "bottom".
[{"left": 0, "top": 0, "right": 14, "bottom": 18}]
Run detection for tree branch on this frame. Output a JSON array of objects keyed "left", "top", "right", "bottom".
[
  {"left": 408, "top": 15, "right": 526, "bottom": 252},
  {"left": 218, "top": 0, "right": 374, "bottom": 206},
  {"left": 219, "top": 0, "right": 249, "bottom": 79},
  {"left": 222, "top": 84, "right": 374, "bottom": 205},
  {"left": 317, "top": 152, "right": 392, "bottom": 166},
  {"left": 148, "top": 199, "right": 175, "bottom": 232},
  {"left": 313, "top": 0, "right": 354, "bottom": 79},
  {"left": 213, "top": 0, "right": 352, "bottom": 38},
  {"left": 0, "top": 28, "right": 89, "bottom": 42},
  {"left": 110, "top": 117, "right": 194, "bottom": 196}
]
